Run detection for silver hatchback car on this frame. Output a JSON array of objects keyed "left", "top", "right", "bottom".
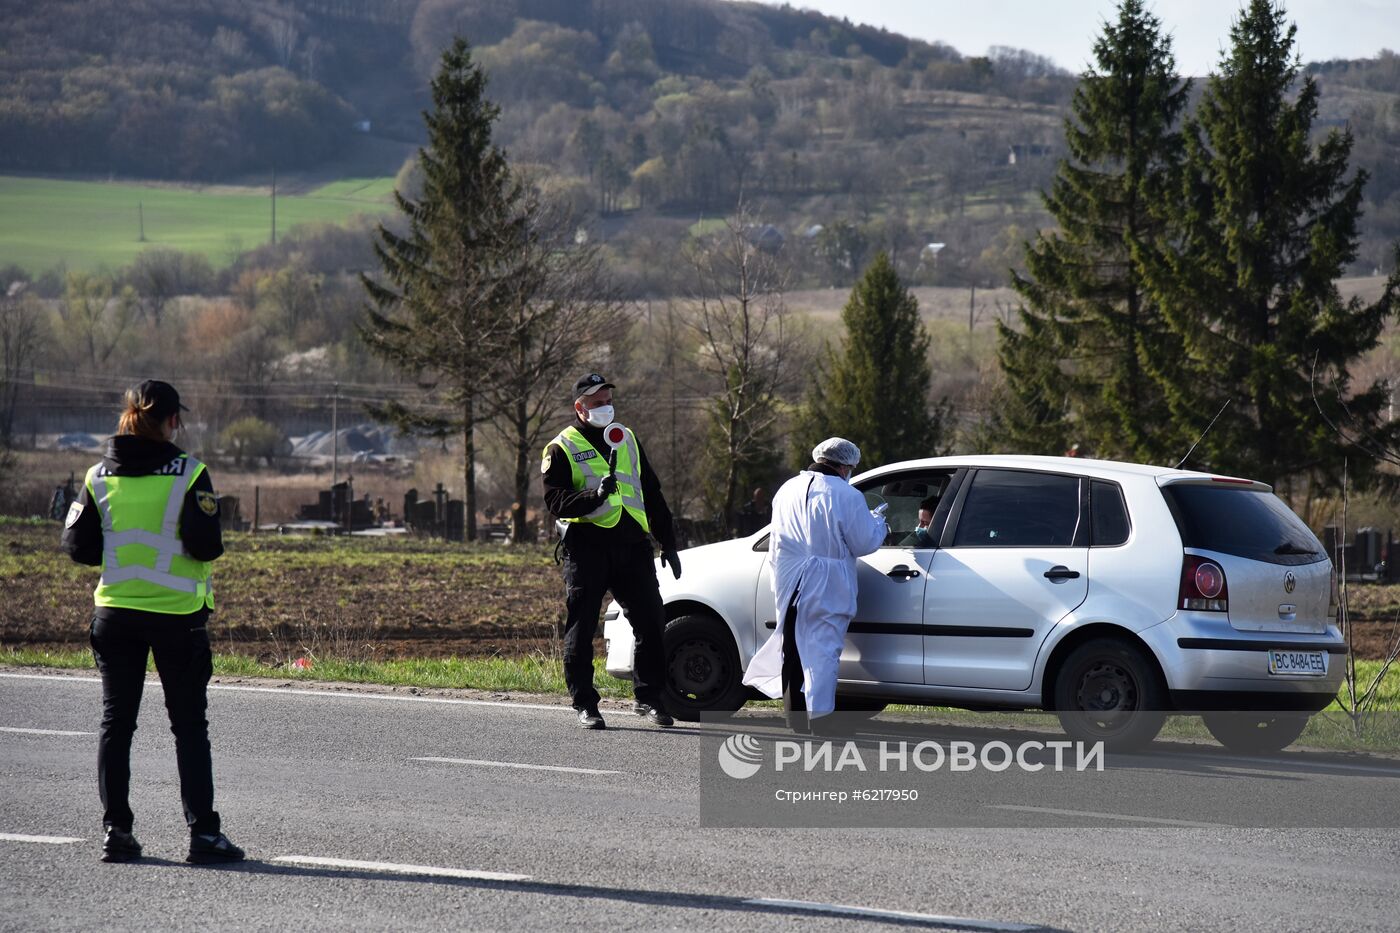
[{"left": 605, "top": 456, "right": 1345, "bottom": 751}]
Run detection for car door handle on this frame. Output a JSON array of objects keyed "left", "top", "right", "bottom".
[
  {"left": 887, "top": 565, "right": 921, "bottom": 580},
  {"left": 1043, "top": 566, "right": 1080, "bottom": 581}
]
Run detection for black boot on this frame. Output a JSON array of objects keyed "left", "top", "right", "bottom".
[
  {"left": 187, "top": 831, "right": 245, "bottom": 864},
  {"left": 577, "top": 707, "right": 606, "bottom": 730},
  {"left": 633, "top": 702, "right": 674, "bottom": 727},
  {"left": 101, "top": 826, "right": 142, "bottom": 863}
]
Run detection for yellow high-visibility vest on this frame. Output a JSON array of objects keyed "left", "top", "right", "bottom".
[
  {"left": 85, "top": 455, "right": 214, "bottom": 614},
  {"left": 542, "top": 425, "right": 649, "bottom": 532}
]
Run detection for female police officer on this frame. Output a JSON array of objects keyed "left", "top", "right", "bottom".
[{"left": 61, "top": 380, "right": 244, "bottom": 864}]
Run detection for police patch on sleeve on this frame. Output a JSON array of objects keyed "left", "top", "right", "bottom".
[
  {"left": 64, "top": 501, "right": 84, "bottom": 529},
  {"left": 196, "top": 491, "right": 219, "bottom": 517}
]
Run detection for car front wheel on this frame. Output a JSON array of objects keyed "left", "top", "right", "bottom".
[
  {"left": 663, "top": 614, "right": 748, "bottom": 722},
  {"left": 1053, "top": 637, "right": 1167, "bottom": 752},
  {"left": 1201, "top": 712, "right": 1310, "bottom": 754}
]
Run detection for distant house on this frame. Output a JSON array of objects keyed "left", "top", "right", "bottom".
[
  {"left": 353, "top": 120, "right": 372, "bottom": 134},
  {"left": 745, "top": 224, "right": 786, "bottom": 253},
  {"left": 1007, "top": 143, "right": 1052, "bottom": 165}
]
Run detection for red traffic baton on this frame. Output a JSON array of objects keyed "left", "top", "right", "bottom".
[{"left": 602, "top": 423, "right": 626, "bottom": 476}]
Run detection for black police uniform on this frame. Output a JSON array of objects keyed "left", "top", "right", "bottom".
[
  {"left": 62, "top": 435, "right": 226, "bottom": 842},
  {"left": 542, "top": 420, "right": 677, "bottom": 714}
]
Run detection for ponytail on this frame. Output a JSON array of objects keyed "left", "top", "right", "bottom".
[{"left": 116, "top": 387, "right": 169, "bottom": 441}]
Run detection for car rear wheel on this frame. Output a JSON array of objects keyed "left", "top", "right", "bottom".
[
  {"left": 663, "top": 614, "right": 748, "bottom": 722},
  {"left": 1201, "top": 712, "right": 1310, "bottom": 754},
  {"left": 1053, "top": 638, "right": 1167, "bottom": 752}
]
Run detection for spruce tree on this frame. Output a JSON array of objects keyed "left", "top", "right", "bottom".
[
  {"left": 1139, "top": 0, "right": 1399, "bottom": 492},
  {"left": 997, "top": 0, "right": 1189, "bottom": 459},
  {"left": 359, "top": 38, "right": 528, "bottom": 541},
  {"left": 990, "top": 312, "right": 1071, "bottom": 456},
  {"left": 796, "top": 252, "right": 944, "bottom": 467}
]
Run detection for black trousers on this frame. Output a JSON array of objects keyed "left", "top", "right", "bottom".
[
  {"left": 781, "top": 590, "right": 808, "bottom": 728},
  {"left": 561, "top": 538, "right": 666, "bottom": 711},
  {"left": 90, "top": 607, "right": 220, "bottom": 835}
]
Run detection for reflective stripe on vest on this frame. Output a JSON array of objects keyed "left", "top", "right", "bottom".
[
  {"left": 546, "top": 427, "right": 649, "bottom": 531},
  {"left": 88, "top": 458, "right": 208, "bottom": 601}
]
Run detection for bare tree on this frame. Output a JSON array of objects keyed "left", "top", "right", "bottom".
[
  {"left": 685, "top": 201, "right": 802, "bottom": 533},
  {"left": 56, "top": 273, "right": 137, "bottom": 370},
  {"left": 0, "top": 282, "right": 47, "bottom": 447},
  {"left": 482, "top": 201, "right": 626, "bottom": 543},
  {"left": 624, "top": 301, "right": 706, "bottom": 524},
  {"left": 266, "top": 18, "right": 299, "bottom": 68},
  {"left": 127, "top": 248, "right": 212, "bottom": 328},
  {"left": 1327, "top": 463, "right": 1400, "bottom": 733}
]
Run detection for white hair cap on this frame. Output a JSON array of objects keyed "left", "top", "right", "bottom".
[{"left": 812, "top": 437, "right": 861, "bottom": 467}]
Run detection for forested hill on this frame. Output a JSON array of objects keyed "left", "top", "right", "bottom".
[
  {"left": 0, "top": 0, "right": 1071, "bottom": 182},
  {"left": 3, "top": 0, "right": 1399, "bottom": 278}
]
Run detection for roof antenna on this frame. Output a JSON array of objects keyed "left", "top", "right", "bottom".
[{"left": 1175, "top": 398, "right": 1232, "bottom": 470}]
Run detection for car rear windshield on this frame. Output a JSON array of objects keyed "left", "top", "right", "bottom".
[{"left": 1160, "top": 484, "right": 1326, "bottom": 565}]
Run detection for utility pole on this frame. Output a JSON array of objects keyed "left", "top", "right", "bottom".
[
  {"left": 270, "top": 166, "right": 277, "bottom": 247},
  {"left": 331, "top": 381, "right": 339, "bottom": 487},
  {"left": 968, "top": 283, "right": 976, "bottom": 333}
]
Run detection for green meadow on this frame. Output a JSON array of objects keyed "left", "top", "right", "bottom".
[{"left": 0, "top": 174, "right": 395, "bottom": 273}]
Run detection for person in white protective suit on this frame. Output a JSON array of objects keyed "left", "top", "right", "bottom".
[{"left": 741, "top": 437, "right": 888, "bottom": 733}]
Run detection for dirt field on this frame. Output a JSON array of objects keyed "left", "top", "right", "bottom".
[
  {"left": 5, "top": 518, "right": 1399, "bottom": 662},
  {"left": 0, "top": 520, "right": 566, "bottom": 663}
]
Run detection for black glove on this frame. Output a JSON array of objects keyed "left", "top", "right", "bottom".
[
  {"left": 661, "top": 550, "right": 682, "bottom": 580},
  {"left": 596, "top": 474, "right": 618, "bottom": 498}
]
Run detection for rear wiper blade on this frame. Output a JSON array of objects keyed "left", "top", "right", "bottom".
[{"left": 1274, "top": 543, "right": 1319, "bottom": 555}]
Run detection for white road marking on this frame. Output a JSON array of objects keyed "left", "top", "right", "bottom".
[
  {"left": 987, "top": 804, "right": 1228, "bottom": 828},
  {"left": 0, "top": 726, "right": 94, "bottom": 737},
  {"left": 412, "top": 756, "right": 621, "bottom": 776},
  {"left": 273, "top": 855, "right": 530, "bottom": 882},
  {"left": 0, "top": 672, "right": 564, "bottom": 712},
  {"left": 746, "top": 898, "right": 1042, "bottom": 931},
  {"left": 0, "top": 673, "right": 98, "bottom": 685},
  {"left": 0, "top": 833, "right": 84, "bottom": 845}
]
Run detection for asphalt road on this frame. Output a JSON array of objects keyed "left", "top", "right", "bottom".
[{"left": 2, "top": 670, "right": 1398, "bottom": 932}]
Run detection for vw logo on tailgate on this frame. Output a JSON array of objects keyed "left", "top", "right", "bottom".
[{"left": 1284, "top": 572, "right": 1296, "bottom": 593}]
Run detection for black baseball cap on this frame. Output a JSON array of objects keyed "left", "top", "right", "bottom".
[
  {"left": 131, "top": 379, "right": 189, "bottom": 420},
  {"left": 573, "top": 373, "right": 615, "bottom": 398}
]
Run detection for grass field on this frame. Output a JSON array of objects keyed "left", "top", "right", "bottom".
[
  {"left": 0, "top": 174, "right": 394, "bottom": 273},
  {"left": 0, "top": 646, "right": 633, "bottom": 698}
]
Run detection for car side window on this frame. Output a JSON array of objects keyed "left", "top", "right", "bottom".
[
  {"left": 854, "top": 471, "right": 955, "bottom": 548},
  {"left": 1091, "top": 480, "right": 1130, "bottom": 547},
  {"left": 951, "top": 469, "right": 1082, "bottom": 547}
]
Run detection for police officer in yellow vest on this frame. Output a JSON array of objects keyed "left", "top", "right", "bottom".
[
  {"left": 61, "top": 380, "right": 244, "bottom": 865},
  {"left": 543, "top": 373, "right": 682, "bottom": 729}
]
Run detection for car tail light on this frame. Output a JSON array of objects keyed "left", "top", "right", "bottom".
[
  {"left": 1180, "top": 555, "right": 1228, "bottom": 612},
  {"left": 1328, "top": 564, "right": 1339, "bottom": 622}
]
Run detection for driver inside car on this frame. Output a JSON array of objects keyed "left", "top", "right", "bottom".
[{"left": 902, "top": 495, "right": 939, "bottom": 549}]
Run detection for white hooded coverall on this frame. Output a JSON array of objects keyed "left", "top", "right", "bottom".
[{"left": 741, "top": 469, "right": 888, "bottom": 716}]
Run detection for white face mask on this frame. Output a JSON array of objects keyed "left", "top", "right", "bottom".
[{"left": 583, "top": 404, "right": 614, "bottom": 427}]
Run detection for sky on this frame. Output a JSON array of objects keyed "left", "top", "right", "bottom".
[{"left": 751, "top": 0, "right": 1400, "bottom": 76}]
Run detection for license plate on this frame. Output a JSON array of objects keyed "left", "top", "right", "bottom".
[{"left": 1267, "top": 649, "right": 1327, "bottom": 675}]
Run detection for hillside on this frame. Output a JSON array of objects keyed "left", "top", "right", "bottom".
[{"left": 1, "top": 0, "right": 1397, "bottom": 283}]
